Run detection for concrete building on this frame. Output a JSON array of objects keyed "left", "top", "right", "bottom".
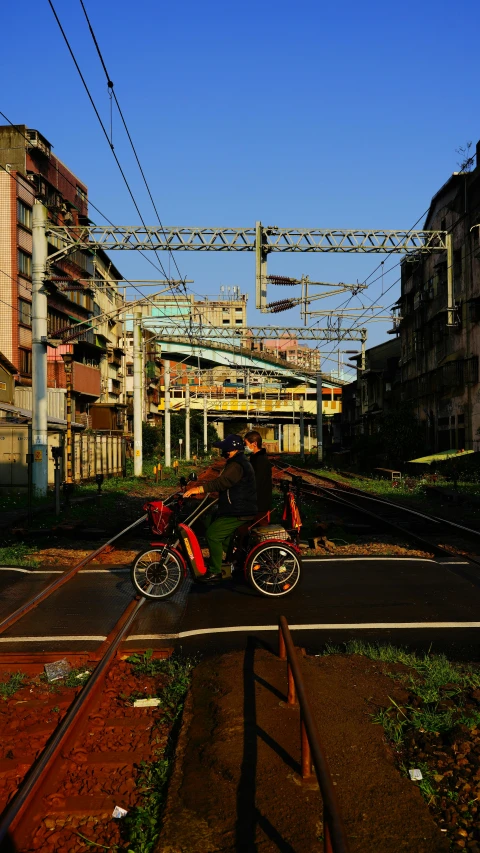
[
  {"left": 0, "top": 124, "right": 126, "bottom": 430},
  {"left": 398, "top": 140, "right": 480, "bottom": 451},
  {"left": 0, "top": 352, "right": 16, "bottom": 404},
  {"left": 338, "top": 338, "right": 401, "bottom": 443},
  {"left": 252, "top": 334, "right": 321, "bottom": 372}
]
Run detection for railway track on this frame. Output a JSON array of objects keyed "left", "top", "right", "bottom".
[
  {"left": 0, "top": 462, "right": 221, "bottom": 853},
  {"left": 272, "top": 460, "right": 480, "bottom": 564}
]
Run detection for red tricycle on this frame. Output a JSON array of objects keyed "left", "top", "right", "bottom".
[{"left": 130, "top": 475, "right": 303, "bottom": 599}]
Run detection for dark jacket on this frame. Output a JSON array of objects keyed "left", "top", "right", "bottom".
[
  {"left": 249, "top": 448, "right": 272, "bottom": 513},
  {"left": 203, "top": 452, "right": 257, "bottom": 517}
]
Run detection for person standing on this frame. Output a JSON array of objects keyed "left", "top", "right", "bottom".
[
  {"left": 183, "top": 434, "right": 257, "bottom": 581},
  {"left": 244, "top": 430, "right": 272, "bottom": 522}
]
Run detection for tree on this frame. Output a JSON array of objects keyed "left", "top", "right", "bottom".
[{"left": 141, "top": 414, "right": 218, "bottom": 460}]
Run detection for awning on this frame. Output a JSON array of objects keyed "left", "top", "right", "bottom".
[
  {"left": 408, "top": 450, "right": 474, "bottom": 464},
  {"left": 0, "top": 402, "right": 84, "bottom": 429}
]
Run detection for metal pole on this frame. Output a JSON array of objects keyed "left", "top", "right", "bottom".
[
  {"left": 62, "top": 354, "right": 73, "bottom": 483},
  {"left": 26, "top": 425, "right": 33, "bottom": 525},
  {"left": 54, "top": 459, "right": 61, "bottom": 516},
  {"left": 164, "top": 359, "right": 171, "bottom": 467},
  {"left": 308, "top": 424, "right": 311, "bottom": 453},
  {"left": 133, "top": 310, "right": 143, "bottom": 476},
  {"left": 446, "top": 232, "right": 455, "bottom": 326},
  {"left": 185, "top": 381, "right": 191, "bottom": 461},
  {"left": 203, "top": 396, "right": 208, "bottom": 455},
  {"left": 278, "top": 422, "right": 282, "bottom": 454},
  {"left": 255, "top": 220, "right": 268, "bottom": 311},
  {"left": 300, "top": 397, "right": 305, "bottom": 462},
  {"left": 316, "top": 373, "right": 323, "bottom": 464},
  {"left": 31, "top": 202, "right": 48, "bottom": 496}
]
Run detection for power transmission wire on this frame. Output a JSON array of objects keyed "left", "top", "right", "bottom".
[
  {"left": 0, "top": 155, "right": 195, "bottom": 343},
  {"left": 78, "top": 0, "right": 184, "bottom": 287}
]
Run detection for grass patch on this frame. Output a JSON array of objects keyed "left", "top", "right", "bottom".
[
  {"left": 0, "top": 543, "right": 39, "bottom": 567},
  {"left": 323, "top": 638, "right": 480, "bottom": 737},
  {"left": 0, "top": 672, "right": 25, "bottom": 699}
]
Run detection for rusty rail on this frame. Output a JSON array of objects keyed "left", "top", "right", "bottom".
[
  {"left": 0, "top": 596, "right": 145, "bottom": 849},
  {"left": 278, "top": 615, "right": 350, "bottom": 853}
]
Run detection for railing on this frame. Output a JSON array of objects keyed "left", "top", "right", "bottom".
[{"left": 278, "top": 616, "right": 350, "bottom": 853}]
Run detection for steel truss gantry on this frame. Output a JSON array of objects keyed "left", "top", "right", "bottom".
[
  {"left": 46, "top": 221, "right": 450, "bottom": 312},
  {"left": 140, "top": 321, "right": 367, "bottom": 345}
]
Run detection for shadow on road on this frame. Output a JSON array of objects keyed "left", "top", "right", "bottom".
[{"left": 235, "top": 637, "right": 296, "bottom": 853}]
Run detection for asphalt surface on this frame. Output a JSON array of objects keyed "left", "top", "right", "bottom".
[{"left": 1, "top": 555, "right": 480, "bottom": 659}]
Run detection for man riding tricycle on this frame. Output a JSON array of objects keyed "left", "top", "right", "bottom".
[{"left": 130, "top": 434, "right": 303, "bottom": 599}]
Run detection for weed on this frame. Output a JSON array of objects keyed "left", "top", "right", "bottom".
[
  {"left": 62, "top": 668, "right": 92, "bottom": 688},
  {"left": 0, "top": 544, "right": 39, "bottom": 567},
  {"left": 126, "top": 649, "right": 163, "bottom": 678},
  {"left": 126, "top": 651, "right": 195, "bottom": 721},
  {"left": 121, "top": 755, "right": 170, "bottom": 852},
  {"left": 372, "top": 707, "right": 406, "bottom": 745},
  {"left": 0, "top": 672, "right": 25, "bottom": 699}
]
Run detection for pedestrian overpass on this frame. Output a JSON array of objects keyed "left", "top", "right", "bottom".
[{"left": 150, "top": 334, "right": 343, "bottom": 389}]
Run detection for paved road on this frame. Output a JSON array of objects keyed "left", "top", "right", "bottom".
[{"left": 1, "top": 555, "right": 480, "bottom": 658}]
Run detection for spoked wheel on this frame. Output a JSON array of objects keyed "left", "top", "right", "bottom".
[
  {"left": 131, "top": 547, "right": 183, "bottom": 600},
  {"left": 245, "top": 542, "right": 302, "bottom": 597}
]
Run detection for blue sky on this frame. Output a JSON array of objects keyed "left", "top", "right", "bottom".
[{"left": 1, "top": 0, "right": 479, "bottom": 374}]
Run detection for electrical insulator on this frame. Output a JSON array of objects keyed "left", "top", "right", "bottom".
[
  {"left": 267, "top": 299, "right": 296, "bottom": 313},
  {"left": 267, "top": 275, "right": 298, "bottom": 286}
]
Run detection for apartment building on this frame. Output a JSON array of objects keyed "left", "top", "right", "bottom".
[
  {"left": 0, "top": 124, "right": 126, "bottom": 430},
  {"left": 398, "top": 140, "right": 480, "bottom": 451},
  {"left": 252, "top": 334, "right": 320, "bottom": 372}
]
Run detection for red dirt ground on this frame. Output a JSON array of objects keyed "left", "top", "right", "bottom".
[{"left": 0, "top": 660, "right": 172, "bottom": 853}]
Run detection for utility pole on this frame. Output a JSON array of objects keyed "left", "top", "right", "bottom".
[
  {"left": 31, "top": 202, "right": 48, "bottom": 496},
  {"left": 203, "top": 396, "right": 208, "bottom": 455},
  {"left": 133, "top": 310, "right": 143, "bottom": 476},
  {"left": 316, "top": 373, "right": 323, "bottom": 464},
  {"left": 255, "top": 221, "right": 268, "bottom": 310},
  {"left": 185, "top": 380, "right": 191, "bottom": 461},
  {"left": 299, "top": 397, "right": 305, "bottom": 462},
  {"left": 62, "top": 353, "right": 73, "bottom": 483},
  {"left": 164, "top": 360, "right": 171, "bottom": 467}
]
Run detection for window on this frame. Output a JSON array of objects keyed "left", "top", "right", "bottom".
[
  {"left": 126, "top": 364, "right": 133, "bottom": 376},
  {"left": 17, "top": 200, "right": 32, "bottom": 229},
  {"left": 18, "top": 250, "right": 31, "bottom": 278},
  {"left": 19, "top": 349, "right": 32, "bottom": 374},
  {"left": 235, "top": 318, "right": 243, "bottom": 324},
  {"left": 18, "top": 299, "right": 32, "bottom": 327},
  {"left": 76, "top": 185, "right": 87, "bottom": 203}
]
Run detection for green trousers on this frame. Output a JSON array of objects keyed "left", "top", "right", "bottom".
[{"left": 205, "top": 515, "right": 245, "bottom": 574}]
